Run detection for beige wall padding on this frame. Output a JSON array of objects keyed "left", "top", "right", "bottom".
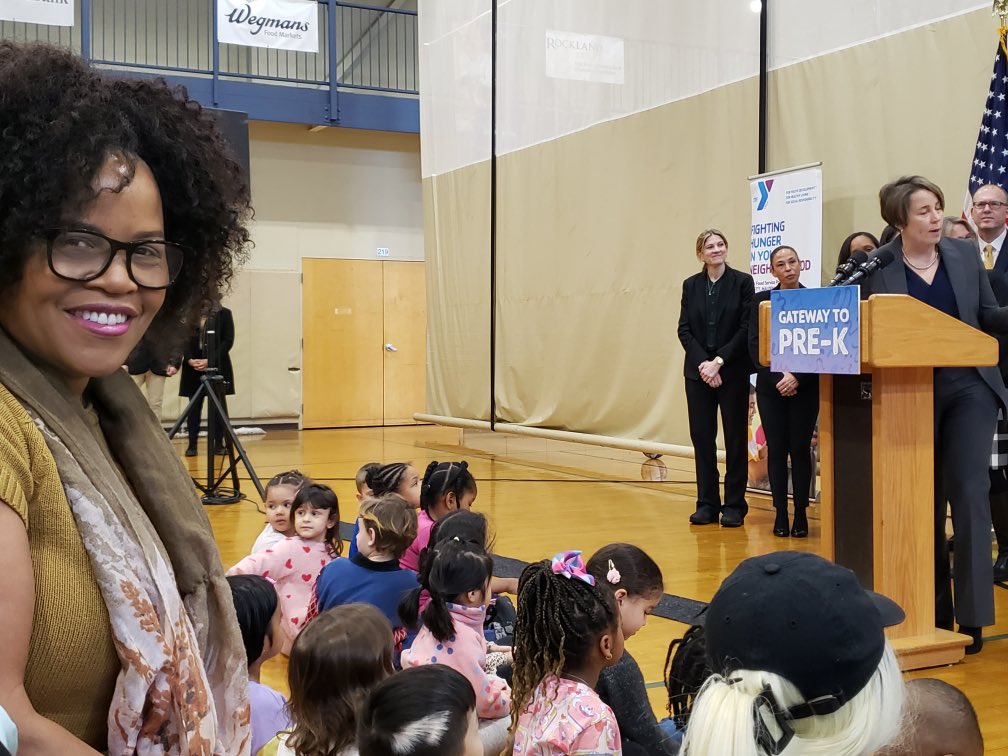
[
  {"left": 424, "top": 163, "right": 492, "bottom": 421},
  {"left": 424, "top": 9, "right": 1000, "bottom": 447},
  {"left": 768, "top": 8, "right": 994, "bottom": 276},
  {"left": 426, "top": 78, "right": 758, "bottom": 446}
]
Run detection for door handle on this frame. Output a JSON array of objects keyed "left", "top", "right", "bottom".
[{"left": 385, "top": 343, "right": 398, "bottom": 352}]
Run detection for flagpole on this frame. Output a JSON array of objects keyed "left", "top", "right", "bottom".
[{"left": 997, "top": 1, "right": 1008, "bottom": 55}]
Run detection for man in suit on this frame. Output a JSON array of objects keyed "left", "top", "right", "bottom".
[
  {"left": 971, "top": 184, "right": 1008, "bottom": 581},
  {"left": 970, "top": 183, "right": 1008, "bottom": 273}
]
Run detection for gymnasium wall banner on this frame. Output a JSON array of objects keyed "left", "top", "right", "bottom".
[
  {"left": 217, "top": 0, "right": 319, "bottom": 53},
  {"left": 748, "top": 163, "right": 823, "bottom": 292},
  {"left": 1, "top": 0, "right": 74, "bottom": 26},
  {"left": 746, "top": 163, "right": 823, "bottom": 501}
]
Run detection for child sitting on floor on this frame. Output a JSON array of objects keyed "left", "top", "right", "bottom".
[
  {"left": 312, "top": 493, "right": 418, "bottom": 632},
  {"left": 228, "top": 483, "right": 342, "bottom": 653},
  {"left": 510, "top": 551, "right": 624, "bottom": 755},
  {"left": 251, "top": 470, "right": 306, "bottom": 554}
]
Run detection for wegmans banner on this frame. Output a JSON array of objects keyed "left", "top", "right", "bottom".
[{"left": 218, "top": 0, "right": 319, "bottom": 53}]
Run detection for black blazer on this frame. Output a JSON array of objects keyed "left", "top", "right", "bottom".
[
  {"left": 179, "top": 307, "right": 236, "bottom": 396},
  {"left": 747, "top": 285, "right": 818, "bottom": 396},
  {"left": 125, "top": 338, "right": 180, "bottom": 377},
  {"left": 988, "top": 269, "right": 1008, "bottom": 383},
  {"left": 677, "top": 265, "right": 755, "bottom": 381},
  {"left": 861, "top": 237, "right": 1008, "bottom": 411}
]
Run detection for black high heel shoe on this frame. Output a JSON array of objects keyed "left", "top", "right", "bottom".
[
  {"left": 773, "top": 509, "right": 790, "bottom": 538},
  {"left": 791, "top": 508, "right": 809, "bottom": 538}
]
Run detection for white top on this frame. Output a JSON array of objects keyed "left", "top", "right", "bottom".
[
  {"left": 978, "top": 226, "right": 1007, "bottom": 267},
  {"left": 251, "top": 524, "right": 286, "bottom": 554}
]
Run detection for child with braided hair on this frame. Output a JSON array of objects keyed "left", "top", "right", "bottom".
[
  {"left": 400, "top": 460, "right": 477, "bottom": 572},
  {"left": 587, "top": 544, "right": 675, "bottom": 756},
  {"left": 511, "top": 551, "right": 625, "bottom": 755}
]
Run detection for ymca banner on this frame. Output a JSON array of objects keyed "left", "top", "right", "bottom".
[
  {"left": 1, "top": 0, "right": 74, "bottom": 26},
  {"left": 748, "top": 164, "right": 823, "bottom": 292},
  {"left": 217, "top": 0, "right": 319, "bottom": 53}
]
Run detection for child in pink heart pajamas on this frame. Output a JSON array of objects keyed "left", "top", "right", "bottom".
[{"left": 228, "top": 482, "right": 341, "bottom": 653}]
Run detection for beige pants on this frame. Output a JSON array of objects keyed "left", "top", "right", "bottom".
[{"left": 132, "top": 372, "right": 167, "bottom": 419}]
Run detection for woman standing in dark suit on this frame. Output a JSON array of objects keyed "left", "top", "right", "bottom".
[
  {"left": 677, "top": 229, "right": 755, "bottom": 527},
  {"left": 179, "top": 302, "right": 235, "bottom": 456},
  {"left": 863, "top": 176, "right": 1008, "bottom": 653},
  {"left": 747, "top": 246, "right": 819, "bottom": 538}
]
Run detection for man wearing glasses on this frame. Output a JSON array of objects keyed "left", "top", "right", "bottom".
[
  {"left": 971, "top": 184, "right": 1008, "bottom": 273},
  {"left": 972, "top": 184, "right": 1008, "bottom": 582}
]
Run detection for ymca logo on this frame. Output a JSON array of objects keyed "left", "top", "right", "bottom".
[{"left": 753, "top": 179, "right": 774, "bottom": 211}]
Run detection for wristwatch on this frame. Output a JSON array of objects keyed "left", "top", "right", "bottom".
[{"left": 714, "top": 356, "right": 725, "bottom": 366}]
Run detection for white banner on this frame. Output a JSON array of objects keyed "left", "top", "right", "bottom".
[
  {"left": 217, "top": 0, "right": 319, "bottom": 53},
  {"left": 545, "top": 30, "right": 625, "bottom": 85},
  {"left": 0, "top": 0, "right": 74, "bottom": 26},
  {"left": 749, "top": 165, "right": 823, "bottom": 292}
]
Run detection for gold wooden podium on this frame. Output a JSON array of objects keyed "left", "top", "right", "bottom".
[{"left": 759, "top": 294, "right": 998, "bottom": 670}]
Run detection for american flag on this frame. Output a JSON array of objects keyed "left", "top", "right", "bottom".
[{"left": 966, "top": 35, "right": 1008, "bottom": 216}]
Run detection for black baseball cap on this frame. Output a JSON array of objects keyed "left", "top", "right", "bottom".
[{"left": 702, "top": 551, "right": 904, "bottom": 716}]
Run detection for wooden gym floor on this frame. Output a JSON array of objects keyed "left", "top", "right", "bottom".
[{"left": 186, "top": 425, "right": 1008, "bottom": 753}]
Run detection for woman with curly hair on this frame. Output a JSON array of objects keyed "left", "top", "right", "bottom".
[{"left": 0, "top": 41, "right": 252, "bottom": 753}]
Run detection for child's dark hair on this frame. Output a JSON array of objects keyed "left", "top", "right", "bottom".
[
  {"left": 292, "top": 482, "right": 342, "bottom": 557},
  {"left": 359, "top": 493, "right": 418, "bottom": 559},
  {"left": 399, "top": 539, "right": 493, "bottom": 640},
  {"left": 509, "top": 557, "right": 619, "bottom": 727},
  {"left": 366, "top": 462, "right": 413, "bottom": 497},
  {"left": 586, "top": 543, "right": 664, "bottom": 598},
  {"left": 429, "top": 509, "right": 492, "bottom": 551},
  {"left": 663, "top": 624, "right": 710, "bottom": 728},
  {"left": 356, "top": 462, "right": 380, "bottom": 494},
  {"left": 264, "top": 469, "right": 307, "bottom": 497},
  {"left": 287, "top": 605, "right": 394, "bottom": 756},
  {"left": 420, "top": 460, "right": 477, "bottom": 513},
  {"left": 226, "top": 574, "right": 278, "bottom": 667},
  {"left": 357, "top": 665, "right": 476, "bottom": 756}
]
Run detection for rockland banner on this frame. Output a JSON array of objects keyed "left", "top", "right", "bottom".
[
  {"left": 748, "top": 163, "right": 823, "bottom": 293},
  {"left": 218, "top": 0, "right": 319, "bottom": 53},
  {"left": 0, "top": 0, "right": 74, "bottom": 27}
]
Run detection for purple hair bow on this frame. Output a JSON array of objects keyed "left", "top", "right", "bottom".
[{"left": 551, "top": 550, "right": 596, "bottom": 586}]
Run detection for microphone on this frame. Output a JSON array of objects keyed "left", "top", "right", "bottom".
[
  {"left": 842, "top": 248, "right": 896, "bottom": 286},
  {"left": 827, "top": 250, "right": 869, "bottom": 287}
]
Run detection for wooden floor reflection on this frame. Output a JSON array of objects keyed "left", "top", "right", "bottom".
[{"left": 189, "top": 425, "right": 1008, "bottom": 754}]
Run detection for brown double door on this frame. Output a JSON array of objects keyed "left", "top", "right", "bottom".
[{"left": 302, "top": 258, "right": 426, "bottom": 428}]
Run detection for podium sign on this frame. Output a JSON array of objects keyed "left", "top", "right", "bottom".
[{"left": 770, "top": 286, "right": 860, "bottom": 374}]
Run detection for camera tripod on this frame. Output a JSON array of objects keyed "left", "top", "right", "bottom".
[{"left": 168, "top": 369, "right": 265, "bottom": 504}]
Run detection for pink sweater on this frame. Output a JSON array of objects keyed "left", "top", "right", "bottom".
[
  {"left": 227, "top": 537, "right": 334, "bottom": 643},
  {"left": 399, "top": 509, "right": 435, "bottom": 573},
  {"left": 400, "top": 602, "right": 510, "bottom": 720}
]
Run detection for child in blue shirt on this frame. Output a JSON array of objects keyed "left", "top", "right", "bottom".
[{"left": 313, "top": 492, "right": 418, "bottom": 633}]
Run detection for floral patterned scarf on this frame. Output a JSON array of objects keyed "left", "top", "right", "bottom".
[{"left": 0, "top": 330, "right": 249, "bottom": 754}]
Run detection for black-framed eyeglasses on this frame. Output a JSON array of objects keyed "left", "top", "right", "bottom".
[
  {"left": 975, "top": 201, "right": 1008, "bottom": 210},
  {"left": 43, "top": 228, "right": 186, "bottom": 290}
]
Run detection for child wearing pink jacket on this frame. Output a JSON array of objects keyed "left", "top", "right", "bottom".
[{"left": 398, "top": 539, "right": 510, "bottom": 720}]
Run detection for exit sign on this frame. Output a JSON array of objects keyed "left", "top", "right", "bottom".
[{"left": 376, "top": 247, "right": 390, "bottom": 257}]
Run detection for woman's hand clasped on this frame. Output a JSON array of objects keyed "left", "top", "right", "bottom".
[
  {"left": 776, "top": 371, "right": 798, "bottom": 397},
  {"left": 699, "top": 360, "right": 723, "bottom": 387}
]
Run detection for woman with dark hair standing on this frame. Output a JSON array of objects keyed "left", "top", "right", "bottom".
[
  {"left": 863, "top": 175, "right": 1008, "bottom": 654},
  {"left": 747, "top": 246, "right": 819, "bottom": 538},
  {"left": 0, "top": 41, "right": 251, "bottom": 750},
  {"left": 677, "top": 229, "right": 755, "bottom": 527},
  {"left": 837, "top": 231, "right": 879, "bottom": 267}
]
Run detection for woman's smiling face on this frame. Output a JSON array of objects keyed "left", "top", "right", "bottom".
[{"left": 0, "top": 156, "right": 166, "bottom": 393}]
